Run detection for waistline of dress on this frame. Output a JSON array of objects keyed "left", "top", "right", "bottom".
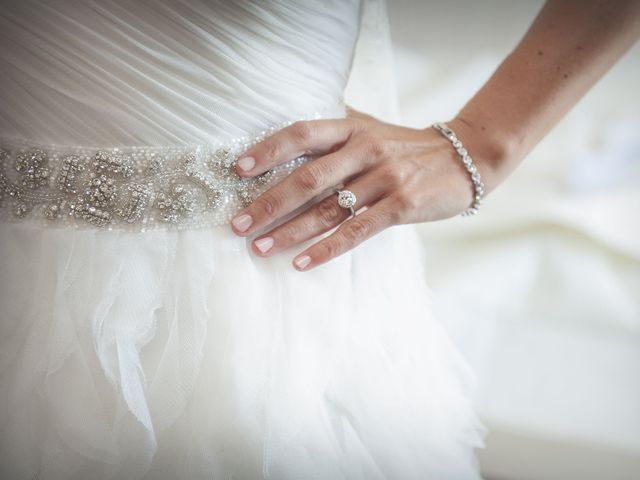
[{"left": 0, "top": 112, "right": 330, "bottom": 231}]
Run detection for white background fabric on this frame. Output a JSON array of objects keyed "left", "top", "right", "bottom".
[{"left": 386, "top": 1, "right": 640, "bottom": 478}]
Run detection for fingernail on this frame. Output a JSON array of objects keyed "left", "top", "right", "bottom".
[
  {"left": 232, "top": 213, "right": 252, "bottom": 232},
  {"left": 237, "top": 156, "right": 255, "bottom": 172},
  {"left": 294, "top": 255, "right": 311, "bottom": 270},
  {"left": 254, "top": 236, "right": 274, "bottom": 253}
]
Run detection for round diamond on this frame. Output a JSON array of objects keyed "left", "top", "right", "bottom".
[{"left": 337, "top": 190, "right": 356, "bottom": 209}]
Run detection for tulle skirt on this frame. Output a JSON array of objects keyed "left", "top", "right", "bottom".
[{"left": 0, "top": 213, "right": 485, "bottom": 479}]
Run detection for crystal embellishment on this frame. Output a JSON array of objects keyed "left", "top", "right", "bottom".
[
  {"left": 15, "top": 148, "right": 50, "bottom": 189},
  {"left": 154, "top": 184, "right": 195, "bottom": 224},
  {"left": 0, "top": 117, "right": 321, "bottom": 231},
  {"left": 337, "top": 190, "right": 357, "bottom": 209},
  {"left": 431, "top": 122, "right": 485, "bottom": 217}
]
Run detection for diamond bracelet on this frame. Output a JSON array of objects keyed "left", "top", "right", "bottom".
[{"left": 431, "top": 122, "right": 485, "bottom": 217}]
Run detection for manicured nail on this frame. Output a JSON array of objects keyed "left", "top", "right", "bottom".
[
  {"left": 237, "top": 156, "right": 255, "bottom": 172},
  {"left": 294, "top": 255, "right": 311, "bottom": 270},
  {"left": 232, "top": 213, "right": 252, "bottom": 232},
  {"left": 254, "top": 236, "right": 274, "bottom": 253}
]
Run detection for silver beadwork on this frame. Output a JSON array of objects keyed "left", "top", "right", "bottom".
[
  {"left": 0, "top": 115, "right": 323, "bottom": 231},
  {"left": 15, "top": 148, "right": 50, "bottom": 189},
  {"left": 432, "top": 122, "right": 485, "bottom": 216}
]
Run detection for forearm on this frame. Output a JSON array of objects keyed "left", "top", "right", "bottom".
[{"left": 448, "top": 0, "right": 640, "bottom": 193}]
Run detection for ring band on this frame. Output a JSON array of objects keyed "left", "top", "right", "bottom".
[{"left": 335, "top": 188, "right": 357, "bottom": 218}]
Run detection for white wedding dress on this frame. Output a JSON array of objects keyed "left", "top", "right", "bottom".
[{"left": 0, "top": 1, "right": 484, "bottom": 479}]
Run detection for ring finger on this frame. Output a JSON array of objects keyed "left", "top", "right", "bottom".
[
  {"left": 230, "top": 141, "right": 378, "bottom": 236},
  {"left": 251, "top": 169, "right": 388, "bottom": 256}
]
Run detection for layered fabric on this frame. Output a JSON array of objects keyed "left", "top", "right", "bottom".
[{"left": 0, "top": 1, "right": 484, "bottom": 478}]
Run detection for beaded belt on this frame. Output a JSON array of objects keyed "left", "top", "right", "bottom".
[{"left": 0, "top": 119, "right": 317, "bottom": 231}]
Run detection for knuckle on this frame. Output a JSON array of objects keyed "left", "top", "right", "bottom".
[
  {"left": 317, "top": 238, "right": 342, "bottom": 261},
  {"left": 253, "top": 194, "right": 280, "bottom": 217},
  {"left": 378, "top": 164, "right": 406, "bottom": 190},
  {"left": 290, "top": 120, "right": 314, "bottom": 143},
  {"left": 262, "top": 140, "right": 281, "bottom": 163},
  {"left": 346, "top": 116, "right": 365, "bottom": 134},
  {"left": 315, "top": 198, "right": 344, "bottom": 226},
  {"left": 366, "top": 137, "right": 389, "bottom": 158},
  {"left": 277, "top": 223, "right": 301, "bottom": 245},
  {"left": 348, "top": 116, "right": 365, "bottom": 129},
  {"left": 295, "top": 163, "right": 326, "bottom": 193},
  {"left": 392, "top": 190, "right": 417, "bottom": 215},
  {"left": 341, "top": 217, "right": 373, "bottom": 244},
  {"left": 388, "top": 205, "right": 403, "bottom": 224}
]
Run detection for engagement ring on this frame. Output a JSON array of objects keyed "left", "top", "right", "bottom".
[{"left": 335, "top": 188, "right": 357, "bottom": 218}]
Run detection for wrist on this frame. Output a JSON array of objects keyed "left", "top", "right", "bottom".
[{"left": 446, "top": 115, "right": 518, "bottom": 194}]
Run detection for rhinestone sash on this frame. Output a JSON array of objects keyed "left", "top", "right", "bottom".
[{"left": 0, "top": 118, "right": 319, "bottom": 231}]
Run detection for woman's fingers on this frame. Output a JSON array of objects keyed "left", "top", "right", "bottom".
[
  {"left": 291, "top": 195, "right": 399, "bottom": 271},
  {"left": 235, "top": 118, "right": 356, "bottom": 177},
  {"left": 227, "top": 115, "right": 429, "bottom": 270},
  {"left": 250, "top": 169, "right": 390, "bottom": 257},
  {"left": 230, "top": 143, "right": 372, "bottom": 236},
  {"left": 225, "top": 115, "right": 482, "bottom": 269}
]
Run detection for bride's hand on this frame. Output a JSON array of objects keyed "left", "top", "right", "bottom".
[
  {"left": 229, "top": 110, "right": 501, "bottom": 271},
  {"left": 230, "top": 0, "right": 640, "bottom": 271}
]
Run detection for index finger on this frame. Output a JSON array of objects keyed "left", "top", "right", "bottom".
[{"left": 234, "top": 118, "right": 355, "bottom": 178}]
